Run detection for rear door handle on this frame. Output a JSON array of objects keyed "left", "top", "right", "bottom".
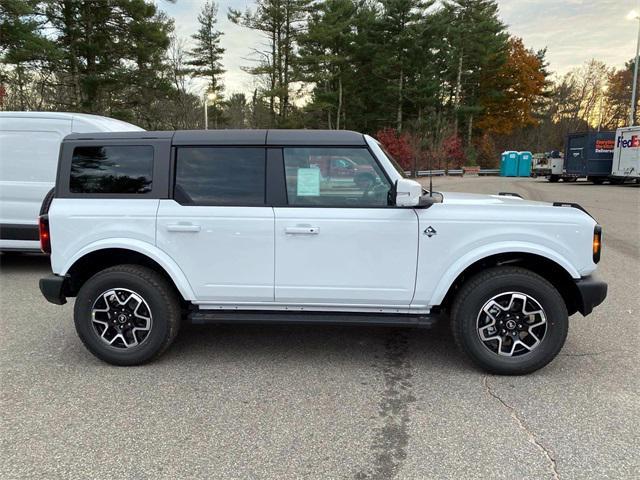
[
  {"left": 285, "top": 226, "right": 319, "bottom": 235},
  {"left": 166, "top": 223, "right": 201, "bottom": 233}
]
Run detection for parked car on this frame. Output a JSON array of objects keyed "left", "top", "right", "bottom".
[
  {"left": 0, "top": 111, "right": 143, "bottom": 252},
  {"left": 39, "top": 129, "right": 607, "bottom": 374}
]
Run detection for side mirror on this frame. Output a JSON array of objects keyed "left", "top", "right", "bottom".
[{"left": 394, "top": 178, "right": 422, "bottom": 207}]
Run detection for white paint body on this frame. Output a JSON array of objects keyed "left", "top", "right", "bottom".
[
  {"left": 611, "top": 126, "right": 640, "bottom": 179},
  {"left": 0, "top": 112, "right": 142, "bottom": 251},
  {"left": 48, "top": 134, "right": 599, "bottom": 313}
]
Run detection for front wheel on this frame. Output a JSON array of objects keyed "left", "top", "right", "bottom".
[
  {"left": 74, "top": 265, "right": 181, "bottom": 365},
  {"left": 451, "top": 267, "right": 568, "bottom": 375}
]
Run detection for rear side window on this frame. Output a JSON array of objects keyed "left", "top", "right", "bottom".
[
  {"left": 174, "top": 147, "right": 265, "bottom": 205},
  {"left": 70, "top": 146, "right": 153, "bottom": 194}
]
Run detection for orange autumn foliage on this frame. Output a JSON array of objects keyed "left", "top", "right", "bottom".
[{"left": 477, "top": 37, "right": 547, "bottom": 135}]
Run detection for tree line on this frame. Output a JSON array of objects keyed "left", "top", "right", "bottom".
[{"left": 1, "top": 0, "right": 637, "bottom": 170}]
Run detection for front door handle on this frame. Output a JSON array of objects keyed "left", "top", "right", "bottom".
[
  {"left": 285, "top": 226, "right": 319, "bottom": 235},
  {"left": 166, "top": 223, "right": 201, "bottom": 233}
]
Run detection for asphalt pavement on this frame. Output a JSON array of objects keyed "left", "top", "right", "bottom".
[{"left": 1, "top": 176, "right": 638, "bottom": 479}]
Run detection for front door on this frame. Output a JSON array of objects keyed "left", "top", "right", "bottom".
[
  {"left": 274, "top": 146, "right": 418, "bottom": 306},
  {"left": 157, "top": 147, "right": 274, "bottom": 303}
]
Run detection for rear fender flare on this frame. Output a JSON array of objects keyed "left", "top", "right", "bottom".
[{"left": 60, "top": 238, "right": 196, "bottom": 301}]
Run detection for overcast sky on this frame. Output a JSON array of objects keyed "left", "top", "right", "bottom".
[{"left": 157, "top": 0, "right": 640, "bottom": 95}]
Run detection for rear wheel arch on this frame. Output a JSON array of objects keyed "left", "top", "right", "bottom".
[
  {"left": 65, "top": 248, "right": 191, "bottom": 303},
  {"left": 439, "top": 252, "right": 582, "bottom": 316}
]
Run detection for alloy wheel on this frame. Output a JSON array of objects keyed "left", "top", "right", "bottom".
[
  {"left": 91, "top": 288, "right": 153, "bottom": 349},
  {"left": 476, "top": 291, "right": 547, "bottom": 357}
]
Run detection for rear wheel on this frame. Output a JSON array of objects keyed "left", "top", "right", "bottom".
[
  {"left": 74, "top": 264, "right": 181, "bottom": 365},
  {"left": 451, "top": 267, "right": 568, "bottom": 375},
  {"left": 548, "top": 175, "right": 559, "bottom": 182}
]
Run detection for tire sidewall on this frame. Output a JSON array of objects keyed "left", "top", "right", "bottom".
[
  {"left": 456, "top": 272, "right": 568, "bottom": 374},
  {"left": 74, "top": 270, "right": 172, "bottom": 365}
]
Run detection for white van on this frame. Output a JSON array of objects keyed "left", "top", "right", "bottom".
[
  {"left": 0, "top": 112, "right": 143, "bottom": 251},
  {"left": 611, "top": 126, "right": 640, "bottom": 182}
]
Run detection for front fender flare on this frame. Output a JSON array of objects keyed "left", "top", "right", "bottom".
[
  {"left": 428, "top": 241, "right": 581, "bottom": 307},
  {"left": 60, "top": 238, "right": 197, "bottom": 301}
]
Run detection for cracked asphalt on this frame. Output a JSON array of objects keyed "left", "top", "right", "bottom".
[{"left": 1, "top": 176, "right": 638, "bottom": 479}]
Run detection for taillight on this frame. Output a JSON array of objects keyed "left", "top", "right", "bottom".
[
  {"left": 39, "top": 215, "right": 51, "bottom": 254},
  {"left": 592, "top": 225, "right": 602, "bottom": 264}
]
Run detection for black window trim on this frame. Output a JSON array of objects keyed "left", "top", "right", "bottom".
[{"left": 172, "top": 145, "right": 268, "bottom": 207}]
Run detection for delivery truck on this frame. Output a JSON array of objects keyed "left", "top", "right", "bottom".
[
  {"left": 564, "top": 131, "right": 615, "bottom": 184},
  {"left": 610, "top": 126, "right": 640, "bottom": 183}
]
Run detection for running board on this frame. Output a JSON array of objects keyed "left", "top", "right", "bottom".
[{"left": 188, "top": 310, "right": 439, "bottom": 328}]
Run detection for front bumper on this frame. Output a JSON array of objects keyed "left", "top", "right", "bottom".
[
  {"left": 39, "top": 275, "right": 68, "bottom": 305},
  {"left": 574, "top": 275, "right": 607, "bottom": 316}
]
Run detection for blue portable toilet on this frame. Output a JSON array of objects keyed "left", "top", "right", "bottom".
[
  {"left": 500, "top": 151, "right": 518, "bottom": 176},
  {"left": 518, "top": 151, "right": 532, "bottom": 177}
]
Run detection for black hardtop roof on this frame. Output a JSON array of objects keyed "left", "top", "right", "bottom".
[{"left": 64, "top": 129, "right": 366, "bottom": 146}]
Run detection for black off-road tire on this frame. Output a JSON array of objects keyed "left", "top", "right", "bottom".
[
  {"left": 548, "top": 175, "right": 559, "bottom": 183},
  {"left": 451, "top": 267, "right": 568, "bottom": 375},
  {"left": 74, "top": 264, "right": 181, "bottom": 366}
]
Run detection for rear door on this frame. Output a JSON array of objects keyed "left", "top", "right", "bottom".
[
  {"left": 273, "top": 146, "right": 418, "bottom": 306},
  {"left": 566, "top": 135, "right": 586, "bottom": 176},
  {"left": 156, "top": 146, "right": 274, "bottom": 303}
]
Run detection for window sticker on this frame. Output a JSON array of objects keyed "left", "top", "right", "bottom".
[{"left": 297, "top": 167, "right": 320, "bottom": 196}]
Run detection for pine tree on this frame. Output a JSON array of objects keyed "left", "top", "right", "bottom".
[
  {"left": 0, "top": 0, "right": 57, "bottom": 109},
  {"left": 438, "top": 0, "right": 509, "bottom": 142},
  {"left": 41, "top": 0, "right": 173, "bottom": 116},
  {"left": 229, "top": 0, "right": 310, "bottom": 125},
  {"left": 297, "top": 0, "right": 356, "bottom": 129},
  {"left": 187, "top": 1, "right": 225, "bottom": 95},
  {"left": 378, "top": 0, "right": 434, "bottom": 132}
]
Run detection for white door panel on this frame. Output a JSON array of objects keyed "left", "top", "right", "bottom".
[
  {"left": 157, "top": 201, "right": 274, "bottom": 302},
  {"left": 274, "top": 208, "right": 419, "bottom": 304}
]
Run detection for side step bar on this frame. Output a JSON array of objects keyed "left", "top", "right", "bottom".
[{"left": 188, "top": 310, "right": 439, "bottom": 328}]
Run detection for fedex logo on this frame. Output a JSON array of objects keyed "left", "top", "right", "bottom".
[{"left": 617, "top": 135, "right": 640, "bottom": 148}]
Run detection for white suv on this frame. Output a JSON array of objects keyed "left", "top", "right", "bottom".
[{"left": 39, "top": 130, "right": 607, "bottom": 374}]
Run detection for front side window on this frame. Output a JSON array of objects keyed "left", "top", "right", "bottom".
[
  {"left": 175, "top": 147, "right": 265, "bottom": 205},
  {"left": 70, "top": 145, "right": 153, "bottom": 194},
  {"left": 283, "top": 147, "right": 391, "bottom": 206}
]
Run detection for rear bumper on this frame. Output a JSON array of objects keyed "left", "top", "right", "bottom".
[
  {"left": 39, "top": 275, "right": 67, "bottom": 305},
  {"left": 574, "top": 275, "right": 607, "bottom": 316}
]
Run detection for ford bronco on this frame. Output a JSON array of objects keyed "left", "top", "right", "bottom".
[{"left": 39, "top": 129, "right": 607, "bottom": 374}]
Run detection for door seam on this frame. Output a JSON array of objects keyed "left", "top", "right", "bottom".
[{"left": 272, "top": 206, "right": 276, "bottom": 301}]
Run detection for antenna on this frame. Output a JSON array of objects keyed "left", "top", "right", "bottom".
[{"left": 428, "top": 150, "right": 433, "bottom": 197}]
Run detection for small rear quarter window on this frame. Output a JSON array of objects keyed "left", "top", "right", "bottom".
[{"left": 70, "top": 145, "right": 153, "bottom": 194}]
